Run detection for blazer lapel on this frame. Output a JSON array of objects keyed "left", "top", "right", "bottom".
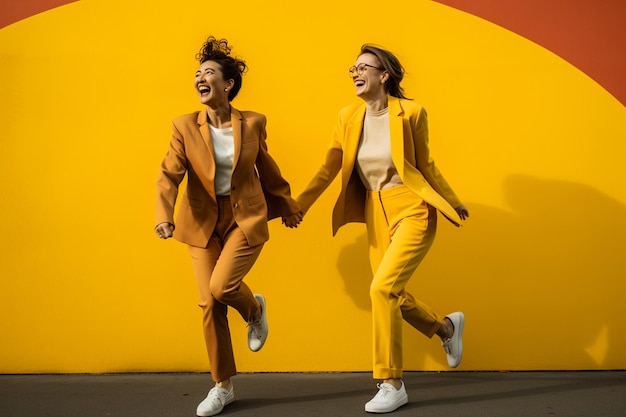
[
  {"left": 343, "top": 104, "right": 366, "bottom": 181},
  {"left": 230, "top": 107, "right": 243, "bottom": 172},
  {"left": 194, "top": 109, "right": 217, "bottom": 195},
  {"left": 197, "top": 110, "right": 214, "bottom": 154}
]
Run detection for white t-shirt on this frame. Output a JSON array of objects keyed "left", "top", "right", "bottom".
[{"left": 209, "top": 124, "right": 234, "bottom": 196}]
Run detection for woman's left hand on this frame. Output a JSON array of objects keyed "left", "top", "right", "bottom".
[
  {"left": 455, "top": 204, "right": 469, "bottom": 221},
  {"left": 282, "top": 211, "right": 304, "bottom": 228}
]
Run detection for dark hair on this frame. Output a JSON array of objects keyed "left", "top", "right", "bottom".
[
  {"left": 360, "top": 44, "right": 409, "bottom": 99},
  {"left": 196, "top": 36, "right": 247, "bottom": 101}
]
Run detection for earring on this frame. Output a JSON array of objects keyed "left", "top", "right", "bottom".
[{"left": 224, "top": 88, "right": 229, "bottom": 92}]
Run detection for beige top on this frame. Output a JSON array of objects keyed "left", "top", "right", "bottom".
[{"left": 356, "top": 107, "right": 403, "bottom": 191}]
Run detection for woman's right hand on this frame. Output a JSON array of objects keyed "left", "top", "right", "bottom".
[
  {"left": 155, "top": 222, "right": 175, "bottom": 239},
  {"left": 282, "top": 211, "right": 304, "bottom": 228}
]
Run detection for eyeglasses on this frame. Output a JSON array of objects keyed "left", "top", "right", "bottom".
[{"left": 348, "top": 63, "right": 384, "bottom": 77}]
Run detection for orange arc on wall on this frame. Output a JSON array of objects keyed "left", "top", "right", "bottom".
[
  {"left": 0, "top": 0, "right": 78, "bottom": 30},
  {"left": 434, "top": 0, "right": 626, "bottom": 107},
  {"left": 2, "top": 0, "right": 625, "bottom": 107}
]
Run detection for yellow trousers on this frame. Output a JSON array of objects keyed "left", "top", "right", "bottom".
[{"left": 365, "top": 185, "right": 444, "bottom": 379}]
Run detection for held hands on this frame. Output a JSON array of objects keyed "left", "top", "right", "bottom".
[
  {"left": 455, "top": 204, "right": 470, "bottom": 221},
  {"left": 155, "top": 222, "right": 175, "bottom": 239},
  {"left": 282, "top": 211, "right": 304, "bottom": 228}
]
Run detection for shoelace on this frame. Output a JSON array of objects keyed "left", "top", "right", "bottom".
[
  {"left": 248, "top": 320, "right": 262, "bottom": 339},
  {"left": 208, "top": 387, "right": 228, "bottom": 405},
  {"left": 442, "top": 338, "right": 453, "bottom": 354},
  {"left": 375, "top": 383, "right": 395, "bottom": 399}
]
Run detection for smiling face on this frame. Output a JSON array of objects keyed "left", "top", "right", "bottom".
[
  {"left": 351, "top": 53, "right": 388, "bottom": 101},
  {"left": 194, "top": 60, "right": 234, "bottom": 107}
]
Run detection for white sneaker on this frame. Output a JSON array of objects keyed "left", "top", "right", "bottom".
[
  {"left": 196, "top": 385, "right": 234, "bottom": 416},
  {"left": 442, "top": 311, "right": 464, "bottom": 368},
  {"left": 365, "top": 382, "right": 408, "bottom": 413},
  {"left": 248, "top": 294, "right": 268, "bottom": 352}
]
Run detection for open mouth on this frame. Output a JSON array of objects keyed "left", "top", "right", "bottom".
[
  {"left": 355, "top": 80, "right": 365, "bottom": 87},
  {"left": 198, "top": 86, "right": 211, "bottom": 95}
]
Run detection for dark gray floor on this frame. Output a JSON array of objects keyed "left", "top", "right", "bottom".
[{"left": 1, "top": 372, "right": 625, "bottom": 417}]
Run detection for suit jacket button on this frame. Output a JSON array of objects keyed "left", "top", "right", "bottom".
[{"left": 233, "top": 203, "right": 239, "bottom": 208}]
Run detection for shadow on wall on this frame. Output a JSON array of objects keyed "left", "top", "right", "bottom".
[{"left": 335, "top": 174, "right": 626, "bottom": 369}]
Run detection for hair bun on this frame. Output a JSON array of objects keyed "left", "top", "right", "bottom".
[{"left": 196, "top": 36, "right": 235, "bottom": 62}]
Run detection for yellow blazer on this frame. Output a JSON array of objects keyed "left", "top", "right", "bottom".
[
  {"left": 156, "top": 107, "right": 299, "bottom": 248},
  {"left": 297, "top": 96, "right": 462, "bottom": 235}
]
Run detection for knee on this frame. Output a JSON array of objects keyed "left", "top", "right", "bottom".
[
  {"left": 197, "top": 294, "right": 213, "bottom": 311},
  {"left": 209, "top": 282, "right": 231, "bottom": 303},
  {"left": 210, "top": 286, "right": 225, "bottom": 303},
  {"left": 369, "top": 281, "right": 391, "bottom": 301}
]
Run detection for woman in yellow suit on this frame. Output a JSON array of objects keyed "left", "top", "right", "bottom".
[
  {"left": 294, "top": 44, "right": 469, "bottom": 414},
  {"left": 155, "top": 37, "right": 302, "bottom": 417}
]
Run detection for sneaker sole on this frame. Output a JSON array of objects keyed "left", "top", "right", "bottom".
[
  {"left": 249, "top": 294, "right": 268, "bottom": 352},
  {"left": 365, "top": 395, "right": 408, "bottom": 413},
  {"left": 449, "top": 312, "right": 464, "bottom": 368}
]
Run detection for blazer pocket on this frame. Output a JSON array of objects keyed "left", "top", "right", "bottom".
[
  {"left": 247, "top": 193, "right": 265, "bottom": 206},
  {"left": 184, "top": 197, "right": 204, "bottom": 208}
]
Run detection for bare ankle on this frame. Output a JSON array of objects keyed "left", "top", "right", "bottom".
[
  {"left": 216, "top": 379, "right": 231, "bottom": 390},
  {"left": 437, "top": 318, "right": 454, "bottom": 340},
  {"left": 383, "top": 378, "right": 403, "bottom": 390}
]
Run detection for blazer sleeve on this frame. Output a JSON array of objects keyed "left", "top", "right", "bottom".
[
  {"left": 254, "top": 116, "right": 301, "bottom": 219},
  {"left": 155, "top": 121, "right": 187, "bottom": 227},
  {"left": 412, "top": 107, "right": 462, "bottom": 209},
  {"left": 296, "top": 111, "right": 344, "bottom": 213}
]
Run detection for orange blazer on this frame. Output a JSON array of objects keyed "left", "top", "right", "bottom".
[
  {"left": 156, "top": 107, "right": 299, "bottom": 248},
  {"left": 297, "top": 96, "right": 462, "bottom": 235}
]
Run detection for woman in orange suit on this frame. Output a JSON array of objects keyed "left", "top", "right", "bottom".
[
  {"left": 292, "top": 44, "right": 469, "bottom": 414},
  {"left": 155, "top": 36, "right": 302, "bottom": 417}
]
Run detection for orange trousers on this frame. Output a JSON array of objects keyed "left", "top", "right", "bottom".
[
  {"left": 365, "top": 185, "right": 444, "bottom": 379},
  {"left": 188, "top": 195, "right": 263, "bottom": 382}
]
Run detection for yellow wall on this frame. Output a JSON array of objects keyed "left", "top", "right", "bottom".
[{"left": 1, "top": 0, "right": 624, "bottom": 373}]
